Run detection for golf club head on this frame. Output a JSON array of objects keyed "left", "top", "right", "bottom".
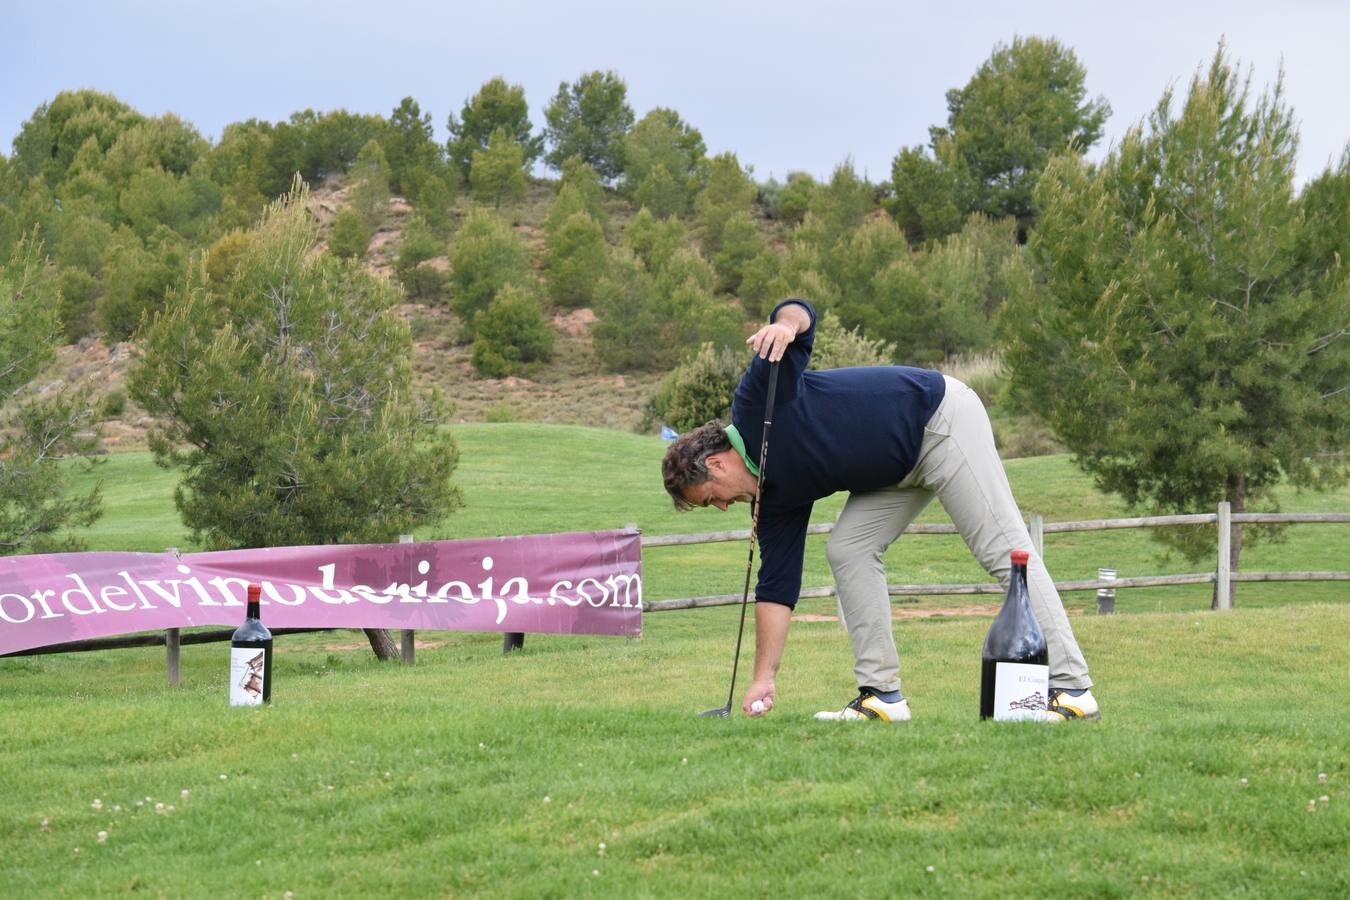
[{"left": 698, "top": 705, "right": 732, "bottom": 718}]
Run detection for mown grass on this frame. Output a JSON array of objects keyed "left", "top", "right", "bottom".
[
  {"left": 3, "top": 607, "right": 1346, "bottom": 896},
  {"left": 6, "top": 423, "right": 1345, "bottom": 896}
]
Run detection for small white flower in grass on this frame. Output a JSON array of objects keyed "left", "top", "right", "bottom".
[
  {"left": 1319, "top": 795, "right": 1330, "bottom": 805},
  {"left": 219, "top": 774, "right": 228, "bottom": 781},
  {"left": 285, "top": 893, "right": 294, "bottom": 900},
  {"left": 1239, "top": 778, "right": 1248, "bottom": 787},
  {"left": 73, "top": 847, "right": 80, "bottom": 855},
  {"left": 543, "top": 796, "right": 550, "bottom": 804},
  {"left": 326, "top": 785, "right": 334, "bottom": 791},
  {"left": 167, "top": 805, "right": 175, "bottom": 812},
  {"left": 598, "top": 842, "right": 606, "bottom": 856},
  {"left": 1318, "top": 772, "right": 1327, "bottom": 784},
  {"left": 681, "top": 758, "right": 688, "bottom": 765},
  {"left": 41, "top": 817, "right": 50, "bottom": 832},
  {"left": 135, "top": 801, "right": 144, "bottom": 808},
  {"left": 926, "top": 866, "right": 935, "bottom": 873},
  {"left": 1307, "top": 799, "right": 1316, "bottom": 812},
  {"left": 144, "top": 796, "right": 152, "bottom": 802},
  {"left": 384, "top": 772, "right": 391, "bottom": 778},
  {"left": 181, "top": 790, "right": 189, "bottom": 799},
  {"left": 113, "top": 805, "right": 121, "bottom": 812},
  {"left": 592, "top": 870, "right": 600, "bottom": 877},
  {"left": 291, "top": 753, "right": 298, "bottom": 761},
  {"left": 91, "top": 799, "right": 102, "bottom": 811},
  {"left": 256, "top": 859, "right": 262, "bottom": 866},
  {"left": 155, "top": 803, "right": 165, "bottom": 814},
  {"left": 97, "top": 831, "right": 107, "bottom": 844}
]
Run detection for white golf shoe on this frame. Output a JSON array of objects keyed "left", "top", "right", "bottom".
[
  {"left": 1046, "top": 687, "right": 1101, "bottom": 721},
  {"left": 814, "top": 689, "right": 912, "bottom": 722}
]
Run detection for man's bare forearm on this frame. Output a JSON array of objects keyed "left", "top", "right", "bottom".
[{"left": 752, "top": 600, "right": 792, "bottom": 684}]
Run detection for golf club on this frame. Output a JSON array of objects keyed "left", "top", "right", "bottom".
[{"left": 699, "top": 358, "right": 780, "bottom": 718}]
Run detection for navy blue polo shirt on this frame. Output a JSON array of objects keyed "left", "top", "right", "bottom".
[{"left": 733, "top": 300, "right": 946, "bottom": 607}]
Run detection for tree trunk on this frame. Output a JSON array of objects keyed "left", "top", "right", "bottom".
[
  {"left": 1213, "top": 475, "right": 1246, "bottom": 609},
  {"left": 363, "top": 628, "right": 401, "bottom": 661}
]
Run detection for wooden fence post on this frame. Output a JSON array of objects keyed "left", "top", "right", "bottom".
[
  {"left": 165, "top": 547, "right": 180, "bottom": 686},
  {"left": 399, "top": 534, "right": 415, "bottom": 664},
  {"left": 1029, "top": 514, "right": 1044, "bottom": 558},
  {"left": 1216, "top": 502, "right": 1232, "bottom": 610}
]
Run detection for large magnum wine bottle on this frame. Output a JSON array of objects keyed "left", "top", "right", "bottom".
[
  {"left": 980, "top": 550, "right": 1048, "bottom": 721},
  {"left": 229, "top": 584, "right": 272, "bottom": 706}
]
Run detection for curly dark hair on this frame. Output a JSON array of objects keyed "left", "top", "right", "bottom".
[{"left": 661, "top": 420, "right": 732, "bottom": 510}]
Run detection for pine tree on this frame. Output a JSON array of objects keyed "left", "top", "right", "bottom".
[
  {"left": 129, "top": 183, "right": 461, "bottom": 656},
  {"left": 1004, "top": 47, "right": 1350, "bottom": 606}
]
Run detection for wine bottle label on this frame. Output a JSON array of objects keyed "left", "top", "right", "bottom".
[
  {"left": 992, "top": 662, "right": 1049, "bottom": 721},
  {"left": 229, "top": 647, "right": 267, "bottom": 707}
]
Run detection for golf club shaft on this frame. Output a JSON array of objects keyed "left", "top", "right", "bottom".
[{"left": 719, "top": 359, "right": 780, "bottom": 711}]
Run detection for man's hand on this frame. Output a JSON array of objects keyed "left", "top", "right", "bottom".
[
  {"left": 743, "top": 679, "right": 775, "bottom": 717},
  {"left": 746, "top": 302, "right": 811, "bottom": 361},
  {"left": 746, "top": 321, "right": 796, "bottom": 362}
]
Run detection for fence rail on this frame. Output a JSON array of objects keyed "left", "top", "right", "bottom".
[{"left": 640, "top": 507, "right": 1349, "bottom": 613}]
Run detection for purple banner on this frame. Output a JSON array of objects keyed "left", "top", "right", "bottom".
[{"left": 0, "top": 529, "right": 642, "bottom": 656}]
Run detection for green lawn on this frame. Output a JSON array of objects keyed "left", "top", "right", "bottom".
[
  {"left": 5, "top": 424, "right": 1346, "bottom": 896},
  {"left": 3, "top": 607, "right": 1346, "bottom": 896}
]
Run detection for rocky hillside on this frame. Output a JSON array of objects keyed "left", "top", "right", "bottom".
[{"left": 22, "top": 179, "right": 669, "bottom": 453}]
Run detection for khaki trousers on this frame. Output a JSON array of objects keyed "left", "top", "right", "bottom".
[{"left": 825, "top": 376, "right": 1092, "bottom": 693}]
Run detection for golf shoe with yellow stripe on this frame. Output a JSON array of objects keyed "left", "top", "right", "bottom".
[
  {"left": 1047, "top": 687, "right": 1100, "bottom": 721},
  {"left": 814, "top": 688, "right": 912, "bottom": 722}
]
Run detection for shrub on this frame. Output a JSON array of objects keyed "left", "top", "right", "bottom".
[
  {"left": 395, "top": 215, "right": 448, "bottom": 303},
  {"left": 99, "top": 389, "right": 126, "bottom": 419},
  {"left": 449, "top": 208, "right": 531, "bottom": 339},
  {"left": 544, "top": 210, "right": 607, "bottom": 308},
  {"left": 471, "top": 284, "right": 554, "bottom": 377},
  {"left": 712, "top": 210, "right": 766, "bottom": 294},
  {"left": 810, "top": 310, "right": 895, "bottom": 369},
  {"left": 470, "top": 128, "right": 527, "bottom": 208},
  {"left": 592, "top": 248, "right": 665, "bottom": 372},
  {"left": 204, "top": 230, "right": 255, "bottom": 286},
  {"left": 623, "top": 208, "right": 686, "bottom": 272},
  {"left": 327, "top": 207, "right": 370, "bottom": 260},
  {"left": 57, "top": 266, "right": 99, "bottom": 342},
  {"left": 643, "top": 342, "right": 745, "bottom": 432}
]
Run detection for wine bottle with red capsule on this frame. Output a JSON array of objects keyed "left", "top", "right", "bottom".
[
  {"left": 980, "top": 549, "right": 1048, "bottom": 721},
  {"left": 229, "top": 584, "right": 272, "bottom": 706}
]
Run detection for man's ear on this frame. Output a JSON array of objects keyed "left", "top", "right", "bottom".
[{"left": 704, "top": 451, "right": 728, "bottom": 474}]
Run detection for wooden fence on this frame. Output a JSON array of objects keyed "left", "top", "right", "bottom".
[{"left": 640, "top": 503, "right": 1350, "bottom": 613}]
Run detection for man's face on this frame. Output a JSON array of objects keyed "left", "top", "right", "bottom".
[{"left": 683, "top": 451, "right": 757, "bottom": 511}]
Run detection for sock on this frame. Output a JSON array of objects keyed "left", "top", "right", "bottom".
[
  {"left": 1055, "top": 688, "right": 1089, "bottom": 697},
  {"left": 867, "top": 688, "right": 903, "bottom": 703}
]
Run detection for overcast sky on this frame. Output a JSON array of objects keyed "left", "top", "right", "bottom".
[{"left": 5, "top": 1, "right": 1347, "bottom": 185}]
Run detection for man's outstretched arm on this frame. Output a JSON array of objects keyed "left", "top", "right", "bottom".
[{"left": 743, "top": 599, "right": 792, "bottom": 716}]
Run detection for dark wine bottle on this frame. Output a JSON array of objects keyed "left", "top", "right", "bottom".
[
  {"left": 229, "top": 584, "right": 272, "bottom": 706},
  {"left": 980, "top": 549, "right": 1048, "bottom": 721}
]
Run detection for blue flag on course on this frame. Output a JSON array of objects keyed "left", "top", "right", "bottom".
[{"left": 660, "top": 425, "right": 678, "bottom": 441}]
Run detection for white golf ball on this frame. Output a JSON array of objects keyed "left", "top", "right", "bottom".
[{"left": 751, "top": 700, "right": 766, "bottom": 713}]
